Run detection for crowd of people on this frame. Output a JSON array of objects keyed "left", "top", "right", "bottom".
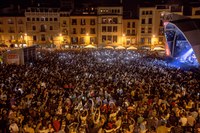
[{"left": 0, "top": 49, "right": 200, "bottom": 133}]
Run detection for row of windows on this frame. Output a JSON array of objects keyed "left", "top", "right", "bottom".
[
  {"left": 126, "top": 30, "right": 136, "bottom": 35},
  {"left": 102, "top": 35, "right": 118, "bottom": 43},
  {"left": 141, "top": 10, "right": 153, "bottom": 15},
  {"left": 72, "top": 28, "right": 96, "bottom": 34},
  {"left": 27, "top": 17, "right": 58, "bottom": 22},
  {"left": 100, "top": 9, "right": 120, "bottom": 14},
  {"left": 71, "top": 37, "right": 96, "bottom": 44},
  {"left": 0, "top": 19, "right": 24, "bottom": 24},
  {"left": 102, "top": 26, "right": 118, "bottom": 32},
  {"left": 127, "top": 22, "right": 135, "bottom": 28},
  {"left": 32, "top": 25, "right": 58, "bottom": 31},
  {"left": 141, "top": 18, "right": 152, "bottom": 24},
  {"left": 102, "top": 17, "right": 118, "bottom": 24},
  {"left": 0, "top": 27, "right": 25, "bottom": 33},
  {"left": 71, "top": 19, "right": 96, "bottom": 25},
  {"left": 141, "top": 27, "right": 152, "bottom": 33}
]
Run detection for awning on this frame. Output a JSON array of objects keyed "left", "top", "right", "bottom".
[
  {"left": 104, "top": 46, "right": 114, "bottom": 49},
  {"left": 84, "top": 45, "right": 96, "bottom": 49},
  {"left": 115, "top": 46, "right": 125, "bottom": 49},
  {"left": 127, "top": 46, "right": 137, "bottom": 50}
]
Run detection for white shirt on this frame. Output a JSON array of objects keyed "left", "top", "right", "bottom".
[{"left": 9, "top": 123, "right": 19, "bottom": 132}]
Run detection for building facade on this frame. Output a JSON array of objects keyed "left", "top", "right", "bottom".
[
  {"left": 138, "top": 5, "right": 183, "bottom": 48},
  {"left": 0, "top": 4, "right": 195, "bottom": 49},
  {"left": 122, "top": 19, "right": 138, "bottom": 46},
  {"left": 97, "top": 6, "right": 123, "bottom": 47}
]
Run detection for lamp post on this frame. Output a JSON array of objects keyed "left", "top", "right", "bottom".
[
  {"left": 24, "top": 33, "right": 27, "bottom": 47},
  {"left": 59, "top": 33, "right": 63, "bottom": 49},
  {"left": 122, "top": 34, "right": 126, "bottom": 47},
  {"left": 86, "top": 33, "right": 89, "bottom": 45},
  {"left": 151, "top": 34, "right": 156, "bottom": 50}
]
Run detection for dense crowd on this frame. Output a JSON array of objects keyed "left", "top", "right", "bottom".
[{"left": 0, "top": 49, "right": 200, "bottom": 133}]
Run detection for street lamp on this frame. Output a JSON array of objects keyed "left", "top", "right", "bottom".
[
  {"left": 59, "top": 33, "right": 63, "bottom": 49},
  {"left": 122, "top": 34, "right": 126, "bottom": 46},
  {"left": 24, "top": 33, "right": 27, "bottom": 47},
  {"left": 85, "top": 33, "right": 89, "bottom": 45}
]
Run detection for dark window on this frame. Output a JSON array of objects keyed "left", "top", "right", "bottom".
[
  {"left": 148, "top": 28, "right": 152, "bottom": 33},
  {"left": 90, "top": 28, "right": 95, "bottom": 34},
  {"left": 113, "top": 18, "right": 118, "bottom": 24},
  {"left": 113, "top": 26, "right": 117, "bottom": 32},
  {"left": 32, "top": 26, "right": 36, "bottom": 30},
  {"left": 50, "top": 26, "right": 53, "bottom": 30},
  {"left": 132, "top": 30, "right": 135, "bottom": 35},
  {"left": 107, "top": 26, "right": 112, "bottom": 32},
  {"left": 142, "top": 11, "right": 145, "bottom": 15},
  {"left": 49, "top": 18, "right": 52, "bottom": 21},
  {"left": 72, "top": 28, "right": 76, "bottom": 34},
  {"left": 27, "top": 18, "right": 30, "bottom": 21},
  {"left": 54, "top": 18, "right": 58, "bottom": 21},
  {"left": 132, "top": 22, "right": 135, "bottom": 28},
  {"left": 41, "top": 34, "right": 45, "bottom": 41},
  {"left": 90, "top": 19, "right": 95, "bottom": 25},
  {"left": 32, "top": 18, "right": 35, "bottom": 21},
  {"left": 149, "top": 11, "right": 153, "bottom": 15},
  {"left": 113, "top": 36, "right": 117, "bottom": 42},
  {"left": 102, "top": 35, "right": 106, "bottom": 42},
  {"left": 148, "top": 18, "right": 152, "bottom": 24},
  {"left": 40, "top": 25, "right": 46, "bottom": 32},
  {"left": 142, "top": 19, "right": 145, "bottom": 24},
  {"left": 37, "top": 18, "right": 40, "bottom": 21},
  {"left": 41, "top": 18, "right": 45, "bottom": 21},
  {"left": 160, "top": 20, "right": 163, "bottom": 26},
  {"left": 141, "top": 28, "right": 145, "bottom": 33},
  {"left": 72, "top": 19, "right": 77, "bottom": 25},
  {"left": 102, "top": 26, "right": 106, "bottom": 32},
  {"left": 81, "top": 28, "right": 86, "bottom": 34},
  {"left": 127, "top": 22, "right": 130, "bottom": 28},
  {"left": 45, "top": 18, "right": 48, "bottom": 21},
  {"left": 33, "top": 35, "right": 37, "bottom": 41},
  {"left": 107, "top": 35, "right": 112, "bottom": 41}
]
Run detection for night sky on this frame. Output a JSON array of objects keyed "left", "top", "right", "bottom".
[{"left": 0, "top": 0, "right": 200, "bottom": 17}]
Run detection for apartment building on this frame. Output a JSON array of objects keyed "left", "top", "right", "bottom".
[
  {"left": 0, "top": 16, "right": 26, "bottom": 46},
  {"left": 60, "top": 11, "right": 70, "bottom": 47},
  {"left": 25, "top": 7, "right": 60, "bottom": 46},
  {"left": 122, "top": 19, "right": 138, "bottom": 46},
  {"left": 138, "top": 5, "right": 183, "bottom": 47},
  {"left": 97, "top": 6, "right": 123, "bottom": 47},
  {"left": 69, "top": 15, "right": 98, "bottom": 47}
]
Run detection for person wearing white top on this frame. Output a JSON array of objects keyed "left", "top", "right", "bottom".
[{"left": 9, "top": 122, "right": 19, "bottom": 133}]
